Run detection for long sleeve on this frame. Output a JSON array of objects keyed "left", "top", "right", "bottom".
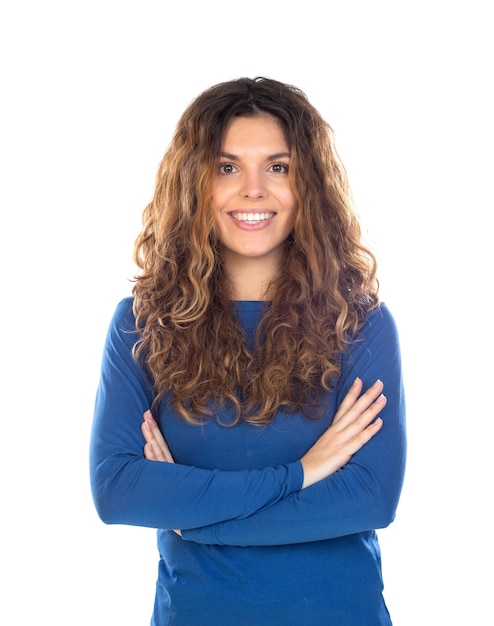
[
  {"left": 181, "top": 304, "right": 406, "bottom": 546},
  {"left": 89, "top": 298, "right": 303, "bottom": 531}
]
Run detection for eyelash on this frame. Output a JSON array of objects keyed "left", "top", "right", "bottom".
[
  {"left": 270, "top": 163, "right": 289, "bottom": 174},
  {"left": 218, "top": 163, "right": 289, "bottom": 175},
  {"left": 218, "top": 163, "right": 236, "bottom": 175}
]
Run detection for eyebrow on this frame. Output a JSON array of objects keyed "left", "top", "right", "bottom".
[{"left": 218, "top": 151, "right": 291, "bottom": 160}]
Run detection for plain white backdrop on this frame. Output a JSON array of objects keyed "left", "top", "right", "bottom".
[{"left": 1, "top": 1, "right": 492, "bottom": 624}]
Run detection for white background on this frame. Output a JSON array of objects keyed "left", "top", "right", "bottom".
[{"left": 1, "top": 1, "right": 492, "bottom": 624}]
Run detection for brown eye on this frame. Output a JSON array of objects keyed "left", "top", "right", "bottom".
[
  {"left": 219, "top": 163, "right": 236, "bottom": 175},
  {"left": 269, "top": 163, "right": 289, "bottom": 174}
]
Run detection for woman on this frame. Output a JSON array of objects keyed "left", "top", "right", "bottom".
[{"left": 90, "top": 77, "right": 406, "bottom": 625}]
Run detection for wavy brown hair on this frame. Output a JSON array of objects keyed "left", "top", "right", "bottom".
[{"left": 132, "top": 77, "right": 379, "bottom": 425}]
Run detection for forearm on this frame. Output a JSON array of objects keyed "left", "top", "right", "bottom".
[
  {"left": 90, "top": 298, "right": 304, "bottom": 530},
  {"left": 182, "top": 306, "right": 407, "bottom": 546},
  {"left": 181, "top": 424, "right": 405, "bottom": 546},
  {"left": 90, "top": 451, "right": 303, "bottom": 530}
]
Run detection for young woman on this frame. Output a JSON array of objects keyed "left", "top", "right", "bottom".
[{"left": 90, "top": 77, "right": 406, "bottom": 625}]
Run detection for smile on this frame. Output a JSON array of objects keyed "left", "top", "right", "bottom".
[{"left": 230, "top": 212, "right": 275, "bottom": 224}]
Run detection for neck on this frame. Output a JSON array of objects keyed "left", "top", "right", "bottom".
[{"left": 223, "top": 253, "right": 281, "bottom": 301}]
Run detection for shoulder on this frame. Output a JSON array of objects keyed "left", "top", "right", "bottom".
[
  {"left": 339, "top": 302, "right": 403, "bottom": 387},
  {"left": 111, "top": 297, "right": 136, "bottom": 326},
  {"left": 344, "top": 302, "right": 402, "bottom": 363},
  {"left": 105, "top": 297, "right": 138, "bottom": 346},
  {"left": 361, "top": 302, "right": 399, "bottom": 338}
]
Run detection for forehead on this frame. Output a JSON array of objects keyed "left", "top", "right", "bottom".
[{"left": 221, "top": 115, "right": 289, "bottom": 149}]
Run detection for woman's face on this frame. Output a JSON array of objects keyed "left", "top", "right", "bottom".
[{"left": 212, "top": 115, "right": 297, "bottom": 273}]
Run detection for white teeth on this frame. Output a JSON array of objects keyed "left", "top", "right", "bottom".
[{"left": 232, "top": 212, "right": 273, "bottom": 222}]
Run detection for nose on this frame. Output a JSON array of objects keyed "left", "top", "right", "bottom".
[{"left": 240, "top": 168, "right": 266, "bottom": 199}]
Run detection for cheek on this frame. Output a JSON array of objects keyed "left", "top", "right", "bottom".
[
  {"left": 284, "top": 191, "right": 298, "bottom": 222},
  {"left": 281, "top": 184, "right": 297, "bottom": 208},
  {"left": 211, "top": 204, "right": 227, "bottom": 241},
  {"left": 211, "top": 181, "right": 230, "bottom": 210}
]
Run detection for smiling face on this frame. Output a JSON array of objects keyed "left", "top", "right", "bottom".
[{"left": 212, "top": 115, "right": 297, "bottom": 293}]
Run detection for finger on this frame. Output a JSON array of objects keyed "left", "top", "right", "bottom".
[
  {"left": 332, "top": 377, "right": 363, "bottom": 423},
  {"left": 335, "top": 379, "right": 385, "bottom": 429},
  {"left": 346, "top": 415, "right": 384, "bottom": 454},
  {"left": 352, "top": 379, "right": 384, "bottom": 411},
  {"left": 141, "top": 422, "right": 169, "bottom": 461},
  {"left": 142, "top": 422, "right": 174, "bottom": 462},
  {"left": 142, "top": 411, "right": 175, "bottom": 462},
  {"left": 328, "top": 399, "right": 385, "bottom": 464},
  {"left": 322, "top": 392, "right": 386, "bottom": 451},
  {"left": 144, "top": 442, "right": 158, "bottom": 460},
  {"left": 347, "top": 391, "right": 387, "bottom": 431}
]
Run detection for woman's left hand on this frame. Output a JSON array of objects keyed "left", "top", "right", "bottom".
[
  {"left": 141, "top": 411, "right": 181, "bottom": 535},
  {"left": 141, "top": 410, "right": 175, "bottom": 463}
]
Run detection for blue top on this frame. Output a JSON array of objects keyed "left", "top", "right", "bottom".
[{"left": 90, "top": 298, "right": 406, "bottom": 626}]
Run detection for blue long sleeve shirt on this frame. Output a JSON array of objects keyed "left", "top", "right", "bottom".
[{"left": 90, "top": 298, "right": 406, "bottom": 625}]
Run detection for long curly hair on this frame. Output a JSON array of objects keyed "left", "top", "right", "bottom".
[{"left": 132, "top": 77, "right": 379, "bottom": 425}]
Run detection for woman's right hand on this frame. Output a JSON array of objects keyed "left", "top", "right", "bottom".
[{"left": 300, "top": 378, "right": 386, "bottom": 488}]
